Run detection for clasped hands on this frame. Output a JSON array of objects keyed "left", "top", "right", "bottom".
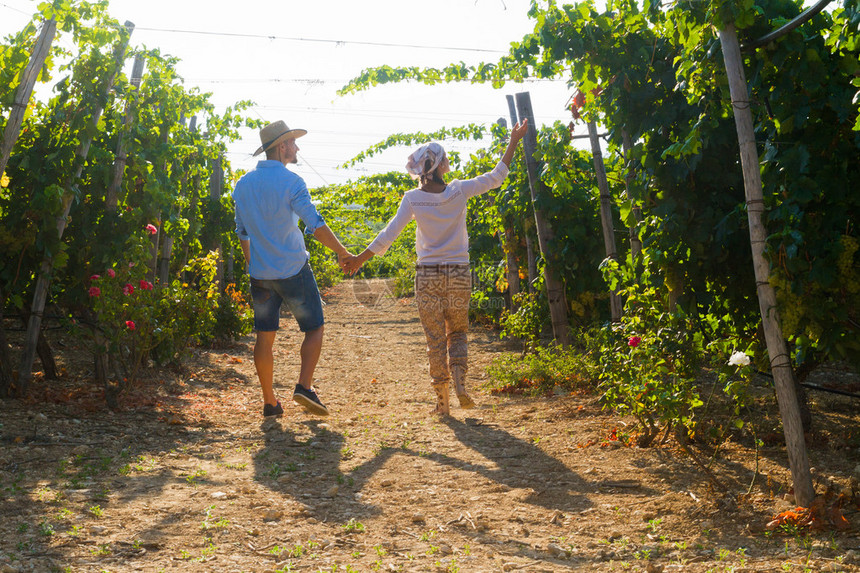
[{"left": 337, "top": 251, "right": 368, "bottom": 276}]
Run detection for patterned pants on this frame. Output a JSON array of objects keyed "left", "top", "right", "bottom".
[{"left": 415, "top": 264, "right": 471, "bottom": 398}]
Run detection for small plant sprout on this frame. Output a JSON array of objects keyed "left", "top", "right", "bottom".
[
  {"left": 38, "top": 521, "right": 55, "bottom": 536},
  {"left": 88, "top": 505, "right": 104, "bottom": 518},
  {"left": 342, "top": 518, "right": 365, "bottom": 533},
  {"left": 185, "top": 468, "right": 207, "bottom": 485}
]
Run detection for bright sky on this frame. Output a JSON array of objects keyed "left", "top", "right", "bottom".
[{"left": 0, "top": 0, "right": 577, "bottom": 189}]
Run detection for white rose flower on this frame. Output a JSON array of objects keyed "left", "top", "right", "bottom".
[{"left": 728, "top": 351, "right": 751, "bottom": 367}]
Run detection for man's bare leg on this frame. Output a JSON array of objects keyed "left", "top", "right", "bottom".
[
  {"left": 297, "top": 325, "right": 324, "bottom": 389},
  {"left": 254, "top": 330, "right": 278, "bottom": 406}
]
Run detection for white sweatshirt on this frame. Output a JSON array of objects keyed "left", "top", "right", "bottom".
[{"left": 368, "top": 161, "right": 510, "bottom": 265}]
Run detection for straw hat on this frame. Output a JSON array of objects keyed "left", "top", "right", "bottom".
[{"left": 253, "top": 120, "right": 307, "bottom": 157}]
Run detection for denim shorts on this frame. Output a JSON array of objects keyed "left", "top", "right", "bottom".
[{"left": 250, "top": 262, "right": 324, "bottom": 332}]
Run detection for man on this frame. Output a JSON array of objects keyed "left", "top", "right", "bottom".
[{"left": 233, "top": 120, "right": 351, "bottom": 417}]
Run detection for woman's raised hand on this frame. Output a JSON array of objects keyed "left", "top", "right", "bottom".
[
  {"left": 501, "top": 119, "right": 530, "bottom": 167},
  {"left": 511, "top": 118, "right": 529, "bottom": 142}
]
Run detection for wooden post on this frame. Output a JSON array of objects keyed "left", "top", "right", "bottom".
[
  {"left": 106, "top": 54, "right": 145, "bottom": 213},
  {"left": 0, "top": 17, "right": 58, "bottom": 179},
  {"left": 515, "top": 92, "right": 570, "bottom": 346},
  {"left": 587, "top": 120, "right": 622, "bottom": 322},
  {"left": 18, "top": 22, "right": 135, "bottom": 396},
  {"left": 507, "top": 94, "right": 536, "bottom": 296},
  {"left": 718, "top": 23, "right": 814, "bottom": 507},
  {"left": 210, "top": 155, "right": 225, "bottom": 292},
  {"left": 508, "top": 96, "right": 537, "bottom": 292}
]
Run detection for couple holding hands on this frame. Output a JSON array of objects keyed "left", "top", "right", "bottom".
[{"left": 233, "top": 118, "right": 528, "bottom": 419}]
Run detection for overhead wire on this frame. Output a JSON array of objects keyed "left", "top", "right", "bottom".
[
  {"left": 1, "top": 1, "right": 569, "bottom": 185},
  {"left": 186, "top": 77, "right": 566, "bottom": 85},
  {"left": 131, "top": 26, "right": 509, "bottom": 54},
  {"left": 0, "top": 1, "right": 31, "bottom": 17}
]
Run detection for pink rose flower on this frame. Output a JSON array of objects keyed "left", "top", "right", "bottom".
[
  {"left": 123, "top": 283, "right": 134, "bottom": 296},
  {"left": 125, "top": 320, "right": 136, "bottom": 330},
  {"left": 89, "top": 274, "right": 100, "bottom": 281},
  {"left": 628, "top": 336, "right": 642, "bottom": 348},
  {"left": 145, "top": 224, "right": 158, "bottom": 235},
  {"left": 139, "top": 279, "right": 154, "bottom": 291},
  {"left": 107, "top": 269, "right": 116, "bottom": 278},
  {"left": 88, "top": 286, "right": 101, "bottom": 297}
]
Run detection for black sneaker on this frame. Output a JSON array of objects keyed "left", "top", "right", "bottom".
[
  {"left": 263, "top": 401, "right": 284, "bottom": 417},
  {"left": 292, "top": 384, "right": 329, "bottom": 416}
]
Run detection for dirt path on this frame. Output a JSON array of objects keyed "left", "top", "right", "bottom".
[{"left": 1, "top": 279, "right": 859, "bottom": 572}]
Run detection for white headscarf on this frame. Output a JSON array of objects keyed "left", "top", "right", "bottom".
[{"left": 405, "top": 142, "right": 446, "bottom": 179}]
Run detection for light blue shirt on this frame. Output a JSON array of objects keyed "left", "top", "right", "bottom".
[{"left": 233, "top": 160, "right": 326, "bottom": 280}]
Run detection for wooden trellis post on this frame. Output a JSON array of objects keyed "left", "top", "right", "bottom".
[
  {"left": 718, "top": 23, "right": 814, "bottom": 507},
  {"left": 587, "top": 120, "right": 622, "bottom": 322},
  {"left": 515, "top": 92, "right": 570, "bottom": 346},
  {"left": 18, "top": 22, "right": 135, "bottom": 396},
  {"left": 0, "top": 17, "right": 57, "bottom": 179},
  {"left": 106, "top": 53, "right": 145, "bottom": 213},
  {"left": 507, "top": 95, "right": 536, "bottom": 296},
  {"left": 210, "top": 155, "right": 225, "bottom": 292},
  {"left": 0, "top": 17, "right": 58, "bottom": 397}
]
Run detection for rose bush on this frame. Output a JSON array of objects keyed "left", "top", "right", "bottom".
[{"left": 80, "top": 228, "right": 251, "bottom": 406}]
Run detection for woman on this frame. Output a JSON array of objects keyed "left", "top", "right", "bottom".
[{"left": 345, "top": 120, "right": 528, "bottom": 415}]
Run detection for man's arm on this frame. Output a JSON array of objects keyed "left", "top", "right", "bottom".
[
  {"left": 240, "top": 238, "right": 251, "bottom": 272},
  {"left": 312, "top": 225, "right": 352, "bottom": 268},
  {"left": 344, "top": 247, "right": 374, "bottom": 276}
]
